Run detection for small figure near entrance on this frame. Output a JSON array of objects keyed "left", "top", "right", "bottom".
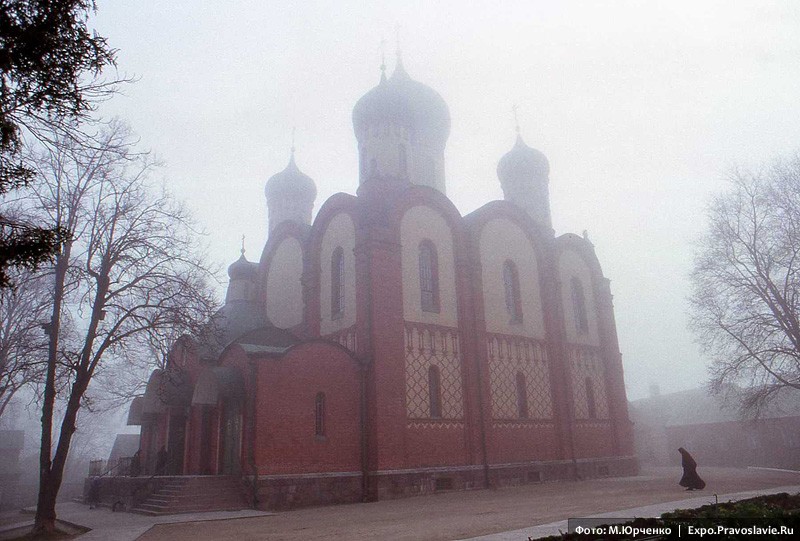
[
  {"left": 678, "top": 447, "right": 705, "bottom": 491},
  {"left": 87, "top": 477, "right": 101, "bottom": 509},
  {"left": 129, "top": 450, "right": 141, "bottom": 477}
]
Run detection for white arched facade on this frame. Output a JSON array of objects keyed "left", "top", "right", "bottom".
[
  {"left": 557, "top": 249, "right": 599, "bottom": 346},
  {"left": 400, "top": 205, "right": 459, "bottom": 327},
  {"left": 319, "top": 213, "right": 357, "bottom": 336},
  {"left": 479, "top": 217, "right": 545, "bottom": 338},
  {"left": 265, "top": 237, "right": 304, "bottom": 329}
]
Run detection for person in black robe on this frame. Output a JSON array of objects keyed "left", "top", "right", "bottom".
[
  {"left": 678, "top": 447, "right": 706, "bottom": 490},
  {"left": 88, "top": 477, "right": 101, "bottom": 509}
]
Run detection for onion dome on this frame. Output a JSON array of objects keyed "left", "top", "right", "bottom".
[
  {"left": 227, "top": 252, "right": 257, "bottom": 281},
  {"left": 497, "top": 133, "right": 553, "bottom": 230},
  {"left": 264, "top": 151, "right": 317, "bottom": 202},
  {"left": 352, "top": 59, "right": 451, "bottom": 146},
  {"left": 497, "top": 134, "right": 550, "bottom": 181}
]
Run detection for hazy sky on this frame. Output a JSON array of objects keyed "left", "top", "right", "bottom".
[{"left": 90, "top": 1, "right": 800, "bottom": 400}]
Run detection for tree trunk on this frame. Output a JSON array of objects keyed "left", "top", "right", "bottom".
[
  {"left": 34, "top": 245, "right": 109, "bottom": 535},
  {"left": 34, "top": 475, "right": 59, "bottom": 535},
  {"left": 33, "top": 243, "right": 70, "bottom": 535}
]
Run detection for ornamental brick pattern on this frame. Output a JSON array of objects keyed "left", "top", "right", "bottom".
[
  {"left": 487, "top": 333, "right": 553, "bottom": 420},
  {"left": 404, "top": 323, "right": 464, "bottom": 420},
  {"left": 568, "top": 345, "right": 610, "bottom": 419}
]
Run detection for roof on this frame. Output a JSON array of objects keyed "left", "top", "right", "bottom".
[
  {"left": 352, "top": 59, "right": 451, "bottom": 146},
  {"left": 629, "top": 387, "right": 800, "bottom": 427},
  {"left": 265, "top": 152, "right": 317, "bottom": 201},
  {"left": 497, "top": 134, "right": 550, "bottom": 180},
  {"left": 192, "top": 365, "right": 246, "bottom": 405},
  {"left": 107, "top": 433, "right": 140, "bottom": 463},
  {"left": 227, "top": 253, "right": 259, "bottom": 280},
  {"left": 195, "top": 300, "right": 270, "bottom": 360},
  {"left": 141, "top": 368, "right": 193, "bottom": 414},
  {"left": 233, "top": 325, "right": 298, "bottom": 349},
  {"left": 126, "top": 396, "right": 145, "bottom": 425}
]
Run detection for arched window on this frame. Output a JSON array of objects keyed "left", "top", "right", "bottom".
[
  {"left": 503, "top": 260, "right": 523, "bottom": 323},
  {"left": 418, "top": 240, "right": 440, "bottom": 313},
  {"left": 571, "top": 277, "right": 589, "bottom": 333},
  {"left": 331, "top": 247, "right": 345, "bottom": 318},
  {"left": 399, "top": 145, "right": 408, "bottom": 177},
  {"left": 428, "top": 365, "right": 442, "bottom": 418},
  {"left": 516, "top": 372, "right": 529, "bottom": 419},
  {"left": 585, "top": 377, "right": 597, "bottom": 419},
  {"left": 315, "top": 392, "right": 326, "bottom": 436}
]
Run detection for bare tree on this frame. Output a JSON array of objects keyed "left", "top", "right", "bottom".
[
  {"left": 26, "top": 121, "right": 218, "bottom": 534},
  {"left": 690, "top": 156, "right": 800, "bottom": 415},
  {"left": 0, "top": 268, "right": 50, "bottom": 419}
]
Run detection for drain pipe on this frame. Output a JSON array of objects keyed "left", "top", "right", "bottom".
[
  {"left": 359, "top": 360, "right": 369, "bottom": 502},
  {"left": 473, "top": 346, "right": 491, "bottom": 489},
  {"left": 248, "top": 359, "right": 259, "bottom": 508}
]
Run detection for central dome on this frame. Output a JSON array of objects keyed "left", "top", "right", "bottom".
[{"left": 352, "top": 60, "right": 451, "bottom": 146}]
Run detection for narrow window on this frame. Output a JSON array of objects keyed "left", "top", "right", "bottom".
[
  {"left": 428, "top": 365, "right": 442, "bottom": 418},
  {"left": 503, "top": 260, "right": 523, "bottom": 323},
  {"left": 418, "top": 240, "right": 440, "bottom": 313},
  {"left": 571, "top": 277, "right": 589, "bottom": 333},
  {"left": 585, "top": 377, "right": 597, "bottom": 419},
  {"left": 315, "top": 392, "right": 326, "bottom": 436},
  {"left": 399, "top": 145, "right": 408, "bottom": 177},
  {"left": 331, "top": 247, "right": 345, "bottom": 318},
  {"left": 516, "top": 372, "right": 529, "bottom": 419}
]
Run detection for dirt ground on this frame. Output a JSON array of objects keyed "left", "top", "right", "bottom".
[{"left": 136, "top": 467, "right": 800, "bottom": 541}]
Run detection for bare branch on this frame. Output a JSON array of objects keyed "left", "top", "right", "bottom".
[{"left": 690, "top": 155, "right": 800, "bottom": 415}]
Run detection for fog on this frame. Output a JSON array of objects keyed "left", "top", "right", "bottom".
[
  {"left": 0, "top": 394, "right": 133, "bottom": 507},
  {"left": 88, "top": 1, "right": 800, "bottom": 400}
]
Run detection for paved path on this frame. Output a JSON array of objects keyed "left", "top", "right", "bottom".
[
  {"left": 0, "top": 503, "right": 270, "bottom": 541},
  {"left": 4, "top": 467, "right": 798, "bottom": 540},
  {"left": 461, "top": 483, "right": 800, "bottom": 540},
  {"left": 134, "top": 467, "right": 800, "bottom": 541}
]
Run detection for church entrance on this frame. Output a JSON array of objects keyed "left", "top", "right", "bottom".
[
  {"left": 144, "top": 419, "right": 159, "bottom": 475},
  {"left": 219, "top": 401, "right": 241, "bottom": 475},
  {"left": 198, "top": 406, "right": 214, "bottom": 474},
  {"left": 167, "top": 413, "right": 186, "bottom": 475}
]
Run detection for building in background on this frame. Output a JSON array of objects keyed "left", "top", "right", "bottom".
[
  {"left": 629, "top": 387, "right": 800, "bottom": 470},
  {"left": 127, "top": 57, "right": 636, "bottom": 511},
  {"left": 0, "top": 430, "right": 24, "bottom": 511}
]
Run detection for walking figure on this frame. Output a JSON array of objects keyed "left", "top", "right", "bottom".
[{"left": 678, "top": 447, "right": 706, "bottom": 491}]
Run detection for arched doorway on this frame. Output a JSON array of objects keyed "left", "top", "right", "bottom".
[
  {"left": 219, "top": 399, "right": 242, "bottom": 475},
  {"left": 191, "top": 366, "right": 245, "bottom": 475}
]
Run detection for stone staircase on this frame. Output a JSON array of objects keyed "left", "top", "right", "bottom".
[{"left": 132, "top": 476, "right": 250, "bottom": 515}]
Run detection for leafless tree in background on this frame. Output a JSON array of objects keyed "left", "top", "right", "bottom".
[
  {"left": 26, "top": 120, "right": 218, "bottom": 534},
  {"left": 690, "top": 156, "right": 800, "bottom": 415},
  {"left": 0, "top": 269, "right": 50, "bottom": 420}
]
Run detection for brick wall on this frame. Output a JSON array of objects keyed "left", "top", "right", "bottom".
[{"left": 254, "top": 342, "right": 362, "bottom": 475}]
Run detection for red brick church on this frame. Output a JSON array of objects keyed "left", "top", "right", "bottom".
[{"left": 128, "top": 56, "right": 636, "bottom": 509}]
